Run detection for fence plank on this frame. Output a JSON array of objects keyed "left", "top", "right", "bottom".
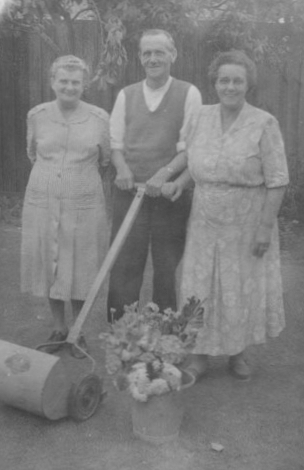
[
  {"left": 0, "top": 20, "right": 304, "bottom": 195},
  {"left": 1, "top": 34, "right": 17, "bottom": 191}
]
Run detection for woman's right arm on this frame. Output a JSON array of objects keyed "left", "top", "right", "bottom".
[{"left": 161, "top": 168, "right": 193, "bottom": 202}]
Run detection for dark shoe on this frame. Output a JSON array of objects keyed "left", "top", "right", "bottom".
[
  {"left": 186, "top": 354, "right": 208, "bottom": 383},
  {"left": 70, "top": 334, "right": 89, "bottom": 359},
  {"left": 229, "top": 353, "right": 251, "bottom": 380},
  {"left": 43, "top": 330, "right": 68, "bottom": 354}
]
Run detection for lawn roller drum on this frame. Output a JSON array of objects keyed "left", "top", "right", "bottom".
[{"left": 0, "top": 186, "right": 146, "bottom": 421}]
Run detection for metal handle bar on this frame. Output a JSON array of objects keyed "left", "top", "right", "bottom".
[{"left": 66, "top": 185, "right": 146, "bottom": 344}]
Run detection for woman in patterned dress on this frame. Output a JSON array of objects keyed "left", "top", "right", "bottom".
[
  {"left": 21, "top": 56, "right": 110, "bottom": 356},
  {"left": 162, "top": 50, "right": 289, "bottom": 380}
]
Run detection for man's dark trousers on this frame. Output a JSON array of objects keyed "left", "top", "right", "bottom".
[{"left": 107, "top": 187, "right": 191, "bottom": 322}]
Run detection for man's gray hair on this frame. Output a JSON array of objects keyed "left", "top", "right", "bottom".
[{"left": 139, "top": 29, "right": 176, "bottom": 52}]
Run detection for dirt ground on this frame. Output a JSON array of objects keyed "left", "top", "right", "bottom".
[{"left": 0, "top": 217, "right": 304, "bottom": 470}]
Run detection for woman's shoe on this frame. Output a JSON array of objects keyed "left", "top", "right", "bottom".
[
  {"left": 229, "top": 353, "right": 251, "bottom": 380},
  {"left": 43, "top": 330, "right": 68, "bottom": 354},
  {"left": 186, "top": 354, "right": 208, "bottom": 382},
  {"left": 70, "top": 334, "right": 89, "bottom": 359}
]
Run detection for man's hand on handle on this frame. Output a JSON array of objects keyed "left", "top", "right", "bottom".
[{"left": 145, "top": 168, "right": 169, "bottom": 197}]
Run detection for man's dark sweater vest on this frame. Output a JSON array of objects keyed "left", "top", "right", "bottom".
[{"left": 124, "top": 78, "right": 190, "bottom": 182}]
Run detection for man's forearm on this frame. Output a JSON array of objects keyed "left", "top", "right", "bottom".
[
  {"left": 111, "top": 149, "right": 128, "bottom": 171},
  {"left": 111, "top": 149, "right": 134, "bottom": 189}
]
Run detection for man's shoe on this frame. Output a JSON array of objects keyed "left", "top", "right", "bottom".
[
  {"left": 70, "top": 334, "right": 89, "bottom": 359},
  {"left": 43, "top": 330, "right": 68, "bottom": 354},
  {"left": 229, "top": 353, "right": 251, "bottom": 380}
]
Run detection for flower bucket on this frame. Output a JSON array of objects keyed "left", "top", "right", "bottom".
[{"left": 131, "top": 370, "right": 195, "bottom": 444}]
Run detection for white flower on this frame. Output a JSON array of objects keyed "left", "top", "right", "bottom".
[
  {"left": 129, "top": 384, "right": 148, "bottom": 402},
  {"left": 100, "top": 299, "right": 204, "bottom": 401},
  {"left": 148, "top": 378, "right": 170, "bottom": 396},
  {"left": 128, "top": 364, "right": 150, "bottom": 394},
  {"left": 131, "top": 362, "right": 146, "bottom": 371},
  {"left": 143, "top": 302, "right": 160, "bottom": 314},
  {"left": 136, "top": 335, "right": 149, "bottom": 349},
  {"left": 128, "top": 363, "right": 151, "bottom": 401},
  {"left": 152, "top": 359, "right": 162, "bottom": 371},
  {"left": 127, "top": 362, "right": 182, "bottom": 400},
  {"left": 121, "top": 349, "right": 133, "bottom": 361},
  {"left": 161, "top": 363, "right": 182, "bottom": 391}
]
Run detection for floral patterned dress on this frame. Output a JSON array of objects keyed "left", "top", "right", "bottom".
[
  {"left": 21, "top": 101, "right": 110, "bottom": 301},
  {"left": 180, "top": 102, "right": 289, "bottom": 356}
]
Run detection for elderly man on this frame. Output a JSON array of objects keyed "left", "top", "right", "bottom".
[{"left": 107, "top": 29, "right": 202, "bottom": 321}]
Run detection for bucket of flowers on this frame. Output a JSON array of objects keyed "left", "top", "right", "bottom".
[{"left": 99, "top": 296, "right": 204, "bottom": 443}]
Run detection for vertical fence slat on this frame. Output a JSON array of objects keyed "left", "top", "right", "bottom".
[
  {"left": 0, "top": 20, "right": 303, "bottom": 195},
  {"left": 2, "top": 34, "right": 16, "bottom": 191},
  {"left": 14, "top": 32, "right": 30, "bottom": 192}
]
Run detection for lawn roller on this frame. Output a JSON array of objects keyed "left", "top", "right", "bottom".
[{"left": 0, "top": 185, "right": 146, "bottom": 422}]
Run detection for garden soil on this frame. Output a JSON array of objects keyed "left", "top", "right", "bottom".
[{"left": 0, "top": 218, "right": 303, "bottom": 470}]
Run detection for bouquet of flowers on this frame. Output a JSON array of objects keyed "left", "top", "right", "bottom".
[{"left": 99, "top": 297, "right": 204, "bottom": 402}]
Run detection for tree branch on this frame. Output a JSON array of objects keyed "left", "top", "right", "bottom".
[
  {"left": 87, "top": 0, "right": 104, "bottom": 28},
  {"left": 71, "top": 7, "right": 95, "bottom": 21},
  {"left": 6, "top": 18, "right": 61, "bottom": 54}
]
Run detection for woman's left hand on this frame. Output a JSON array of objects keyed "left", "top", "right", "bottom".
[
  {"left": 161, "top": 182, "right": 182, "bottom": 201},
  {"left": 252, "top": 224, "right": 272, "bottom": 258}
]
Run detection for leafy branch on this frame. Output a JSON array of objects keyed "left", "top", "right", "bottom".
[{"left": 2, "top": 0, "right": 303, "bottom": 88}]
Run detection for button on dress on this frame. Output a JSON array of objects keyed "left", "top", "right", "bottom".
[{"left": 21, "top": 101, "right": 110, "bottom": 300}]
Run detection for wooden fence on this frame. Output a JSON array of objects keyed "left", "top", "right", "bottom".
[{"left": 1, "top": 21, "right": 304, "bottom": 207}]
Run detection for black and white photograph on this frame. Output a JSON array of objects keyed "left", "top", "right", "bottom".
[{"left": 0, "top": 1, "right": 303, "bottom": 469}]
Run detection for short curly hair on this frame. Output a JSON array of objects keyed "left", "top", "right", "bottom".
[
  {"left": 50, "top": 55, "right": 90, "bottom": 87},
  {"left": 208, "top": 50, "right": 257, "bottom": 91}
]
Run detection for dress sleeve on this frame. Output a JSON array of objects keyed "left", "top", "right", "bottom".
[
  {"left": 26, "top": 110, "right": 37, "bottom": 164},
  {"left": 99, "top": 113, "right": 111, "bottom": 167},
  {"left": 260, "top": 116, "right": 289, "bottom": 188}
]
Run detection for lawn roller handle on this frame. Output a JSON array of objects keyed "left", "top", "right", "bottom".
[{"left": 66, "top": 184, "right": 146, "bottom": 346}]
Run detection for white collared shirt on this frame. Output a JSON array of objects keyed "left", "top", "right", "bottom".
[{"left": 110, "top": 77, "right": 202, "bottom": 153}]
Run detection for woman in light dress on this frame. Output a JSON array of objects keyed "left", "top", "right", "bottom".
[
  {"left": 162, "top": 50, "right": 289, "bottom": 380},
  {"left": 21, "top": 56, "right": 110, "bottom": 357}
]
